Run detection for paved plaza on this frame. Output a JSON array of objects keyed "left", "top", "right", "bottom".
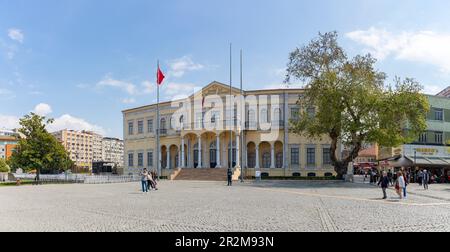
[{"left": 1, "top": 179, "right": 450, "bottom": 232}]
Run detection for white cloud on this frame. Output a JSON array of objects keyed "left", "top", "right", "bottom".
[
  {"left": 168, "top": 56, "right": 204, "bottom": 78},
  {"left": 33, "top": 103, "right": 52, "bottom": 116},
  {"left": 48, "top": 114, "right": 106, "bottom": 135},
  {"left": 121, "top": 98, "right": 136, "bottom": 104},
  {"left": 96, "top": 74, "right": 137, "bottom": 95},
  {"left": 163, "top": 82, "right": 201, "bottom": 100},
  {"left": 0, "top": 115, "right": 20, "bottom": 129},
  {"left": 141, "top": 81, "right": 155, "bottom": 94},
  {"left": 8, "top": 28, "right": 24, "bottom": 43},
  {"left": 346, "top": 27, "right": 450, "bottom": 73},
  {"left": 423, "top": 85, "right": 444, "bottom": 95}
]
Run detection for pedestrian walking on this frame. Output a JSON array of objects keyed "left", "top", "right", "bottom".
[
  {"left": 151, "top": 170, "right": 159, "bottom": 190},
  {"left": 227, "top": 169, "right": 232, "bottom": 186},
  {"left": 147, "top": 172, "right": 153, "bottom": 191},
  {"left": 395, "top": 172, "right": 405, "bottom": 199},
  {"left": 402, "top": 171, "right": 408, "bottom": 198},
  {"left": 141, "top": 168, "right": 149, "bottom": 193},
  {"left": 388, "top": 170, "right": 393, "bottom": 186},
  {"left": 423, "top": 169, "right": 430, "bottom": 190},
  {"left": 378, "top": 171, "right": 390, "bottom": 199}
]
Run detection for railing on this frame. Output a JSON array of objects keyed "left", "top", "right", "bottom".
[
  {"left": 159, "top": 129, "right": 167, "bottom": 135},
  {"left": 13, "top": 174, "right": 141, "bottom": 184}
]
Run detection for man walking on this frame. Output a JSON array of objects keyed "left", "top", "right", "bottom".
[
  {"left": 423, "top": 169, "right": 430, "bottom": 190},
  {"left": 378, "top": 171, "right": 390, "bottom": 199},
  {"left": 227, "top": 168, "right": 233, "bottom": 186}
]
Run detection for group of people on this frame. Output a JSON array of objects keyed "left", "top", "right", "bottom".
[
  {"left": 377, "top": 168, "right": 432, "bottom": 200},
  {"left": 140, "top": 168, "right": 159, "bottom": 193}
]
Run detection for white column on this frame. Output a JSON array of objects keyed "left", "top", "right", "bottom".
[
  {"left": 216, "top": 134, "right": 221, "bottom": 168},
  {"left": 181, "top": 138, "right": 185, "bottom": 168},
  {"left": 198, "top": 136, "right": 202, "bottom": 168},
  {"left": 236, "top": 134, "right": 240, "bottom": 168},
  {"left": 271, "top": 144, "right": 276, "bottom": 169},
  {"left": 167, "top": 149, "right": 170, "bottom": 169},
  {"left": 255, "top": 145, "right": 260, "bottom": 169}
]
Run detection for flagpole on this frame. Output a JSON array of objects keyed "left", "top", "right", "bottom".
[
  {"left": 240, "top": 49, "right": 244, "bottom": 182},
  {"left": 157, "top": 60, "right": 161, "bottom": 180},
  {"left": 229, "top": 43, "right": 233, "bottom": 175}
]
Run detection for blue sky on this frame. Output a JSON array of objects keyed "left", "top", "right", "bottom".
[{"left": 2, "top": 0, "right": 450, "bottom": 138}]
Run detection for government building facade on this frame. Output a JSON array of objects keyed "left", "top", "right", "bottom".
[{"left": 122, "top": 82, "right": 339, "bottom": 179}]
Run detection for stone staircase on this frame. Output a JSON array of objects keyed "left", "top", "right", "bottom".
[{"left": 174, "top": 168, "right": 229, "bottom": 181}]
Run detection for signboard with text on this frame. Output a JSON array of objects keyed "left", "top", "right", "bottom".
[{"left": 403, "top": 145, "right": 450, "bottom": 158}]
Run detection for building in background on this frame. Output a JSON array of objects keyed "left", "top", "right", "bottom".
[
  {"left": 0, "top": 129, "right": 21, "bottom": 160},
  {"left": 91, "top": 132, "right": 103, "bottom": 162},
  {"left": 353, "top": 144, "right": 378, "bottom": 173},
  {"left": 379, "top": 94, "right": 450, "bottom": 182},
  {"left": 52, "top": 129, "right": 124, "bottom": 173},
  {"left": 437, "top": 86, "right": 450, "bottom": 98},
  {"left": 52, "top": 130, "right": 95, "bottom": 172},
  {"left": 102, "top": 137, "right": 124, "bottom": 168}
]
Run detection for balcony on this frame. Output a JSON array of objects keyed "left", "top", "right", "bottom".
[{"left": 159, "top": 129, "right": 167, "bottom": 135}]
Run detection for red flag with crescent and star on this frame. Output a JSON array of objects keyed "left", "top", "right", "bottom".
[{"left": 157, "top": 66, "right": 165, "bottom": 85}]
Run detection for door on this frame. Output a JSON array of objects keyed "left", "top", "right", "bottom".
[{"left": 210, "top": 149, "right": 217, "bottom": 168}]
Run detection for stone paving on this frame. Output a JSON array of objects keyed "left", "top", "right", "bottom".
[{"left": 0, "top": 180, "right": 449, "bottom": 232}]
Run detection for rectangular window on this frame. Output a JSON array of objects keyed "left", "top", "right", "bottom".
[
  {"left": 138, "top": 121, "right": 144, "bottom": 134},
  {"left": 128, "top": 153, "right": 134, "bottom": 167},
  {"left": 291, "top": 148, "right": 299, "bottom": 165},
  {"left": 138, "top": 153, "right": 144, "bottom": 167},
  {"left": 307, "top": 148, "right": 316, "bottom": 165},
  {"left": 128, "top": 122, "right": 134, "bottom": 135},
  {"left": 291, "top": 108, "right": 300, "bottom": 121},
  {"left": 434, "top": 108, "right": 444, "bottom": 121},
  {"left": 147, "top": 119, "right": 153, "bottom": 133},
  {"left": 435, "top": 132, "right": 443, "bottom": 144},
  {"left": 323, "top": 148, "right": 331, "bottom": 165},
  {"left": 419, "top": 132, "right": 427, "bottom": 143},
  {"left": 147, "top": 152, "right": 153, "bottom": 167}
]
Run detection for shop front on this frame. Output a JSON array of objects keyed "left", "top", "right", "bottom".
[{"left": 385, "top": 145, "right": 450, "bottom": 183}]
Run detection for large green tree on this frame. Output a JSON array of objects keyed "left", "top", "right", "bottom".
[
  {"left": 8, "top": 113, "right": 74, "bottom": 181},
  {"left": 0, "top": 159, "right": 10, "bottom": 173},
  {"left": 285, "top": 32, "right": 430, "bottom": 179}
]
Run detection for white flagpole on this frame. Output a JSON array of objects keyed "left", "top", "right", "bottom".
[
  {"left": 229, "top": 43, "right": 233, "bottom": 173},
  {"left": 240, "top": 49, "right": 244, "bottom": 182},
  {"left": 157, "top": 60, "right": 161, "bottom": 179}
]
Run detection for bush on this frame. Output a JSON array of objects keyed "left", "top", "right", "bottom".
[{"left": 0, "top": 159, "right": 10, "bottom": 173}]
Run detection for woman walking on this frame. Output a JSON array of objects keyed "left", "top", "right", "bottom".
[{"left": 395, "top": 172, "right": 406, "bottom": 199}]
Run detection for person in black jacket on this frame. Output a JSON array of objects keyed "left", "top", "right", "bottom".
[
  {"left": 378, "top": 171, "right": 390, "bottom": 199},
  {"left": 227, "top": 169, "right": 233, "bottom": 186}
]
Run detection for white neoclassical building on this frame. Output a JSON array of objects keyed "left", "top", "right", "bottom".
[{"left": 122, "top": 82, "right": 339, "bottom": 179}]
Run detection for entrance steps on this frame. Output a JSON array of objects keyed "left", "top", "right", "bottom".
[{"left": 173, "top": 168, "right": 228, "bottom": 181}]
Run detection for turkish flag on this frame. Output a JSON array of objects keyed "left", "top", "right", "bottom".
[{"left": 157, "top": 66, "right": 165, "bottom": 85}]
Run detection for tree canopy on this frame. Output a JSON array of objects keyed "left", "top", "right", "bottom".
[
  {"left": 8, "top": 113, "right": 74, "bottom": 177},
  {"left": 0, "top": 159, "right": 10, "bottom": 173},
  {"left": 285, "top": 32, "right": 430, "bottom": 178}
]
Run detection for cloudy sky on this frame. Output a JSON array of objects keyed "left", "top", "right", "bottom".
[{"left": 1, "top": 0, "right": 450, "bottom": 138}]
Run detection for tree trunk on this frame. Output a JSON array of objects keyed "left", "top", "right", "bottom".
[{"left": 329, "top": 131, "right": 363, "bottom": 180}]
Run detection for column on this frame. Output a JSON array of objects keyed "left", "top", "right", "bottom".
[
  {"left": 255, "top": 145, "right": 260, "bottom": 169},
  {"left": 235, "top": 134, "right": 241, "bottom": 168},
  {"left": 181, "top": 138, "right": 185, "bottom": 168},
  {"left": 187, "top": 139, "right": 191, "bottom": 168},
  {"left": 198, "top": 136, "right": 202, "bottom": 168},
  {"left": 216, "top": 134, "right": 221, "bottom": 168},
  {"left": 271, "top": 144, "right": 275, "bottom": 169},
  {"left": 167, "top": 149, "right": 170, "bottom": 169}
]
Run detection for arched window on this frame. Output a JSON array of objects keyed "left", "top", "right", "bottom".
[{"left": 276, "top": 152, "right": 283, "bottom": 168}]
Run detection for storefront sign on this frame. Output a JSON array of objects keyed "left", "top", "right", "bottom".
[{"left": 403, "top": 145, "right": 450, "bottom": 158}]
